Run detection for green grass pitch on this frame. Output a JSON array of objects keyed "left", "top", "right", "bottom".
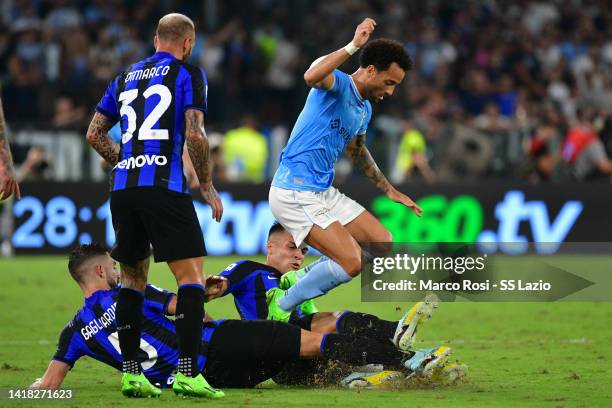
[{"left": 0, "top": 256, "right": 610, "bottom": 407}]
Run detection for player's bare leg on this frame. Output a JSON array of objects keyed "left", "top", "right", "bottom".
[
  {"left": 299, "top": 329, "right": 325, "bottom": 358},
  {"left": 309, "top": 312, "right": 340, "bottom": 334},
  {"left": 344, "top": 210, "right": 392, "bottom": 245},
  {"left": 168, "top": 256, "right": 205, "bottom": 286},
  {"left": 119, "top": 258, "right": 150, "bottom": 290},
  {"left": 306, "top": 222, "right": 362, "bottom": 277},
  {"left": 344, "top": 210, "right": 394, "bottom": 263}
]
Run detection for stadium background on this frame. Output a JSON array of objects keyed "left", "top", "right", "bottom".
[
  {"left": 1, "top": 1, "right": 611, "bottom": 407},
  {"left": 1, "top": 0, "right": 612, "bottom": 254}
]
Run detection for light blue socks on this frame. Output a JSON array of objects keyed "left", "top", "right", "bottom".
[{"left": 278, "top": 257, "right": 352, "bottom": 311}]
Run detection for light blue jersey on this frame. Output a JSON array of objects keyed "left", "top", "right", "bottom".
[{"left": 272, "top": 70, "right": 372, "bottom": 192}]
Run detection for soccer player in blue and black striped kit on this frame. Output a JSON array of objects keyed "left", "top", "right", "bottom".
[
  {"left": 31, "top": 245, "right": 445, "bottom": 390},
  {"left": 85, "top": 13, "right": 223, "bottom": 398}
]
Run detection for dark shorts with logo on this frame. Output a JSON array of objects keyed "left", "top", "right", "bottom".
[{"left": 110, "top": 187, "right": 206, "bottom": 264}]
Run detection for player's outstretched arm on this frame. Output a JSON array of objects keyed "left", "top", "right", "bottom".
[
  {"left": 85, "top": 112, "right": 119, "bottom": 166},
  {"left": 29, "top": 360, "right": 70, "bottom": 390},
  {"left": 346, "top": 134, "right": 423, "bottom": 216},
  {"left": 161, "top": 275, "right": 227, "bottom": 312},
  {"left": 303, "top": 18, "right": 376, "bottom": 90},
  {"left": 0, "top": 96, "right": 20, "bottom": 200},
  {"left": 185, "top": 109, "right": 223, "bottom": 222}
]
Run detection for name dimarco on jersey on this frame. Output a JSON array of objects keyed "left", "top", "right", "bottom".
[{"left": 125, "top": 65, "right": 170, "bottom": 83}]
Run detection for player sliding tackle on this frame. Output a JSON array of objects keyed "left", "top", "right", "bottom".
[
  {"left": 30, "top": 245, "right": 456, "bottom": 391},
  {"left": 209, "top": 224, "right": 439, "bottom": 352},
  {"left": 268, "top": 18, "right": 422, "bottom": 320},
  {"left": 205, "top": 223, "right": 467, "bottom": 384}
]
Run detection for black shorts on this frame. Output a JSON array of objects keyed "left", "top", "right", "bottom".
[
  {"left": 289, "top": 313, "right": 314, "bottom": 331},
  {"left": 110, "top": 187, "right": 206, "bottom": 264},
  {"left": 203, "top": 320, "right": 301, "bottom": 388}
]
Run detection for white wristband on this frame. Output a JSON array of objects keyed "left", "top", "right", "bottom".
[{"left": 344, "top": 41, "right": 360, "bottom": 56}]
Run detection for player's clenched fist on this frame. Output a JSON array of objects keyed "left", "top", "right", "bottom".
[{"left": 352, "top": 18, "right": 376, "bottom": 48}]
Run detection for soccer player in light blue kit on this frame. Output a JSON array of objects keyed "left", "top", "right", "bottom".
[{"left": 268, "top": 18, "right": 423, "bottom": 320}]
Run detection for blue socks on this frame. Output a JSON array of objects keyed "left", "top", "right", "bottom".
[{"left": 278, "top": 258, "right": 352, "bottom": 311}]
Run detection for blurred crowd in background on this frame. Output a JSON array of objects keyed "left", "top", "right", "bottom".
[{"left": 1, "top": 0, "right": 611, "bottom": 184}]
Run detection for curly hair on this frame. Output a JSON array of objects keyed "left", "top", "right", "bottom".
[
  {"left": 359, "top": 38, "right": 412, "bottom": 72},
  {"left": 68, "top": 243, "right": 109, "bottom": 283}
]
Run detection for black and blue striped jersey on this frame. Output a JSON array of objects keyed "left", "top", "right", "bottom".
[
  {"left": 95, "top": 51, "right": 208, "bottom": 193},
  {"left": 52, "top": 285, "right": 221, "bottom": 388},
  {"left": 219, "top": 260, "right": 306, "bottom": 320}
]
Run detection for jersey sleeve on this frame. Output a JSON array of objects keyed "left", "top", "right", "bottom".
[
  {"left": 183, "top": 66, "right": 208, "bottom": 114},
  {"left": 328, "top": 69, "right": 350, "bottom": 95},
  {"left": 219, "top": 262, "right": 244, "bottom": 296},
  {"left": 145, "top": 284, "right": 175, "bottom": 315},
  {"left": 52, "top": 323, "right": 84, "bottom": 368},
  {"left": 95, "top": 76, "right": 120, "bottom": 122}
]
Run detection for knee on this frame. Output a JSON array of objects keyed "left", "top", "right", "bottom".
[
  {"left": 379, "top": 229, "right": 393, "bottom": 254},
  {"left": 372, "top": 227, "right": 392, "bottom": 244},
  {"left": 369, "top": 228, "right": 392, "bottom": 256}
]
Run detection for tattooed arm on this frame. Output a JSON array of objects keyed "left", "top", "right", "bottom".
[
  {"left": 85, "top": 112, "right": 119, "bottom": 166},
  {"left": 0, "top": 96, "right": 20, "bottom": 200},
  {"left": 185, "top": 109, "right": 223, "bottom": 222},
  {"left": 345, "top": 134, "right": 393, "bottom": 193},
  {"left": 185, "top": 110, "right": 211, "bottom": 184},
  {"left": 346, "top": 134, "right": 422, "bottom": 216}
]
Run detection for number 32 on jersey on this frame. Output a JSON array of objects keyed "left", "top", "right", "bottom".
[{"left": 118, "top": 84, "right": 172, "bottom": 144}]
